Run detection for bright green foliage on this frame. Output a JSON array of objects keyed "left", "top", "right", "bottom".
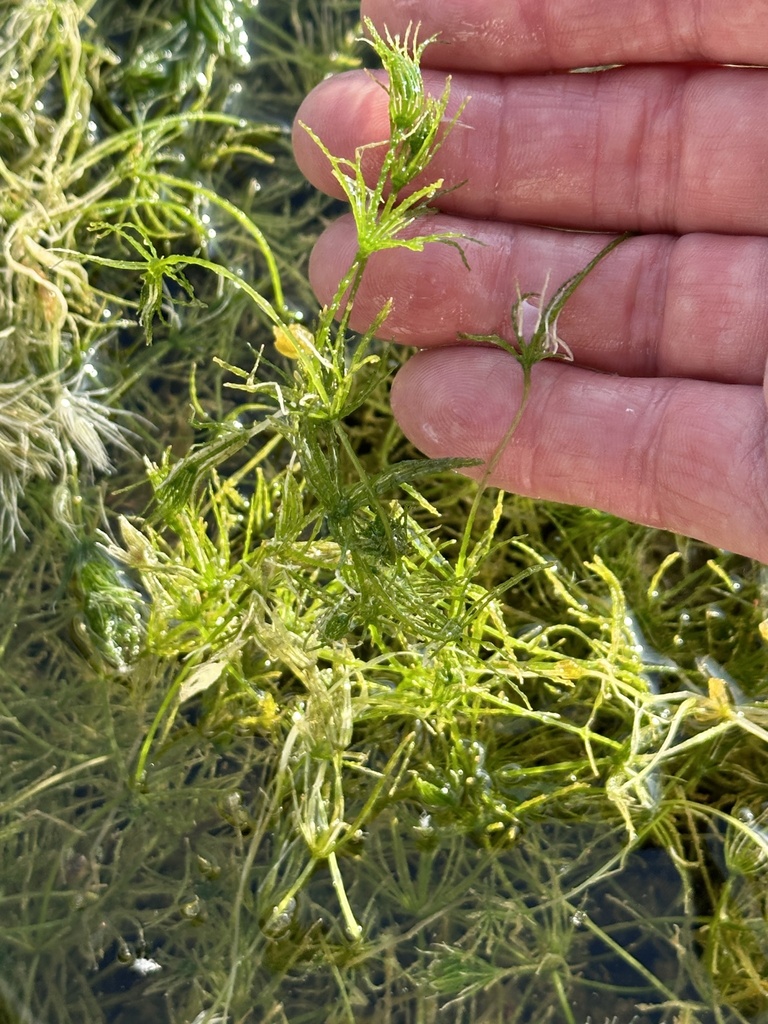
[{"left": 1, "top": 3, "right": 767, "bottom": 1024}]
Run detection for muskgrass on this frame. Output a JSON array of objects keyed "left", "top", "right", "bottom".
[{"left": 1, "top": 2, "right": 767, "bottom": 1023}]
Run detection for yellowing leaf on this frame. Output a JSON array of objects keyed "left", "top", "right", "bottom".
[
  {"left": 179, "top": 661, "right": 225, "bottom": 703},
  {"left": 272, "top": 322, "right": 314, "bottom": 359}
]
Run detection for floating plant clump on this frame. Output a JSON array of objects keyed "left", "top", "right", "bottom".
[{"left": 0, "top": 2, "right": 767, "bottom": 1023}]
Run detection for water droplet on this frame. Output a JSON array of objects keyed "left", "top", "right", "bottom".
[
  {"left": 116, "top": 940, "right": 133, "bottom": 963},
  {"left": 181, "top": 895, "right": 202, "bottom": 918},
  {"left": 420, "top": 419, "right": 440, "bottom": 444}
]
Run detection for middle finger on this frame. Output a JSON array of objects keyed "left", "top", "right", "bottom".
[{"left": 308, "top": 217, "right": 768, "bottom": 383}]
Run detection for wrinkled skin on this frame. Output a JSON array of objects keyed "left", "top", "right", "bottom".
[{"left": 293, "top": 0, "right": 768, "bottom": 563}]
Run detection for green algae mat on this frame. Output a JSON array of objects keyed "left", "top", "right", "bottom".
[{"left": 1, "top": 2, "right": 767, "bottom": 1021}]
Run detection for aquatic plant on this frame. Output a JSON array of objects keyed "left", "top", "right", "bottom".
[{"left": 0, "top": 2, "right": 767, "bottom": 1023}]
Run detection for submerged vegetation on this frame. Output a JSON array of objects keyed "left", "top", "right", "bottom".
[{"left": 1, "top": 1, "right": 767, "bottom": 1023}]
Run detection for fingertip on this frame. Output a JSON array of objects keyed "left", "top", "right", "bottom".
[
  {"left": 291, "top": 76, "right": 343, "bottom": 192},
  {"left": 307, "top": 216, "right": 359, "bottom": 308},
  {"left": 291, "top": 70, "right": 390, "bottom": 196},
  {"left": 391, "top": 347, "right": 524, "bottom": 463}
]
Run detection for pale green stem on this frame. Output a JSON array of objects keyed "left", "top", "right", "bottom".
[
  {"left": 328, "top": 849, "right": 363, "bottom": 939},
  {"left": 455, "top": 363, "right": 533, "bottom": 589}
]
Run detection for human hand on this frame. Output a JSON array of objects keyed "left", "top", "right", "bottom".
[{"left": 293, "top": 0, "right": 768, "bottom": 563}]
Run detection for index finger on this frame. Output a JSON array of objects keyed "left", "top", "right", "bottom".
[
  {"left": 361, "top": 0, "right": 768, "bottom": 73},
  {"left": 294, "top": 65, "right": 768, "bottom": 235}
]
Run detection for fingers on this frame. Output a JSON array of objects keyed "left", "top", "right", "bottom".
[
  {"left": 293, "top": 65, "right": 768, "bottom": 234},
  {"left": 361, "top": 0, "right": 768, "bottom": 72},
  {"left": 308, "top": 217, "right": 768, "bottom": 385},
  {"left": 390, "top": 346, "right": 768, "bottom": 562}
]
